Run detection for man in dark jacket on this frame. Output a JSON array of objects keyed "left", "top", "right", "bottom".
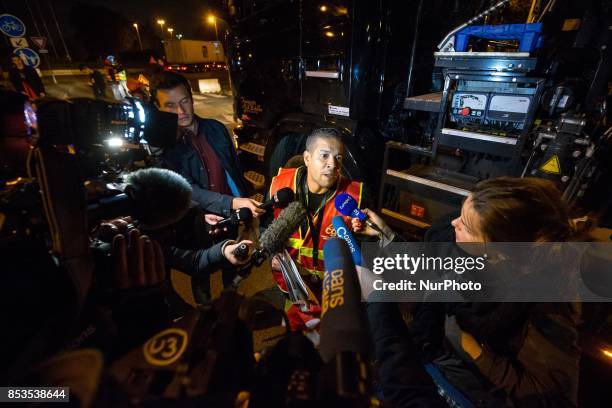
[
  {"left": 150, "top": 71, "right": 263, "bottom": 304},
  {"left": 150, "top": 71, "right": 262, "bottom": 218},
  {"left": 9, "top": 55, "right": 45, "bottom": 100}
]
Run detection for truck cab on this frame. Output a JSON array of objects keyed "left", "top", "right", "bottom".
[
  {"left": 223, "top": 0, "right": 611, "bottom": 238},
  {"left": 223, "top": 0, "right": 438, "bottom": 195}
]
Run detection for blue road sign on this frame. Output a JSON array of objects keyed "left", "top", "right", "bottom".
[
  {"left": 0, "top": 14, "right": 26, "bottom": 38},
  {"left": 14, "top": 48, "right": 40, "bottom": 68}
]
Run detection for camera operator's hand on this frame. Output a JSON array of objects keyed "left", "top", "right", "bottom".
[
  {"left": 112, "top": 229, "right": 165, "bottom": 289},
  {"left": 204, "top": 213, "right": 228, "bottom": 236},
  {"left": 222, "top": 240, "right": 254, "bottom": 266},
  {"left": 96, "top": 217, "right": 134, "bottom": 242},
  {"left": 232, "top": 197, "right": 265, "bottom": 218}
]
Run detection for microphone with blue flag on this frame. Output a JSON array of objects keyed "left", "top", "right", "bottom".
[{"left": 334, "top": 193, "right": 389, "bottom": 239}]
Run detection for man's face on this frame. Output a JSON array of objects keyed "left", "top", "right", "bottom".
[
  {"left": 11, "top": 56, "right": 23, "bottom": 69},
  {"left": 303, "top": 137, "right": 344, "bottom": 194},
  {"left": 156, "top": 84, "right": 194, "bottom": 128}
]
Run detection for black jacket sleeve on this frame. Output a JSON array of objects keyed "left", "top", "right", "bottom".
[
  {"left": 163, "top": 240, "right": 229, "bottom": 279},
  {"left": 189, "top": 180, "right": 234, "bottom": 217},
  {"left": 367, "top": 302, "right": 447, "bottom": 408},
  {"left": 162, "top": 147, "right": 234, "bottom": 217},
  {"left": 472, "top": 303, "right": 581, "bottom": 407}
]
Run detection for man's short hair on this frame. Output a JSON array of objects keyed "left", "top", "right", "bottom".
[
  {"left": 305, "top": 128, "right": 343, "bottom": 152},
  {"left": 149, "top": 71, "right": 192, "bottom": 104}
]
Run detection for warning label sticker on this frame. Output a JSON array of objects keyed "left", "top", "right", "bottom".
[
  {"left": 328, "top": 105, "right": 350, "bottom": 117},
  {"left": 540, "top": 155, "right": 561, "bottom": 174}
]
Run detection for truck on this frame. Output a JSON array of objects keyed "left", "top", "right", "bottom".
[
  {"left": 164, "top": 39, "right": 226, "bottom": 72},
  {"left": 220, "top": 2, "right": 611, "bottom": 404},
  {"left": 222, "top": 0, "right": 611, "bottom": 235}
]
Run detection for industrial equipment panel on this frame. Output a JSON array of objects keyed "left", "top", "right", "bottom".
[
  {"left": 486, "top": 94, "right": 532, "bottom": 129},
  {"left": 450, "top": 92, "right": 488, "bottom": 122}
]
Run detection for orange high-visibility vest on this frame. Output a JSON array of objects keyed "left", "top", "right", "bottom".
[{"left": 269, "top": 166, "right": 363, "bottom": 281}]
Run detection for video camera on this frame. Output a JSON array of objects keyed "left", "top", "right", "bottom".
[
  {"left": 1, "top": 90, "right": 179, "bottom": 236},
  {"left": 35, "top": 96, "right": 177, "bottom": 151}
]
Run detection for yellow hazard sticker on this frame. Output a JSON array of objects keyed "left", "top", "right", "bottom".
[
  {"left": 540, "top": 155, "right": 561, "bottom": 174},
  {"left": 562, "top": 19, "right": 581, "bottom": 31},
  {"left": 142, "top": 328, "right": 188, "bottom": 366}
]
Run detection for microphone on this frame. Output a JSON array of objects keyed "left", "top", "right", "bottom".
[
  {"left": 124, "top": 168, "right": 192, "bottom": 230},
  {"left": 258, "top": 187, "right": 295, "bottom": 211},
  {"left": 334, "top": 193, "right": 388, "bottom": 239},
  {"left": 215, "top": 207, "right": 253, "bottom": 228},
  {"left": 332, "top": 216, "right": 361, "bottom": 266},
  {"left": 231, "top": 242, "right": 250, "bottom": 262},
  {"left": 255, "top": 201, "right": 307, "bottom": 265},
  {"left": 231, "top": 201, "right": 307, "bottom": 287},
  {"left": 319, "top": 238, "right": 371, "bottom": 402}
]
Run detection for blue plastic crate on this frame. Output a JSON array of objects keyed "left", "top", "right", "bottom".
[{"left": 454, "top": 23, "right": 543, "bottom": 53}]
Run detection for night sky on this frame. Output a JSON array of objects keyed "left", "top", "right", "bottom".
[{"left": 1, "top": 0, "right": 218, "bottom": 39}]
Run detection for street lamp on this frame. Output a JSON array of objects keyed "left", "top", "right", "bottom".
[
  {"left": 206, "top": 14, "right": 232, "bottom": 93},
  {"left": 167, "top": 27, "right": 174, "bottom": 40},
  {"left": 157, "top": 19, "right": 166, "bottom": 41},
  {"left": 207, "top": 14, "right": 219, "bottom": 42},
  {"left": 133, "top": 22, "right": 143, "bottom": 51}
]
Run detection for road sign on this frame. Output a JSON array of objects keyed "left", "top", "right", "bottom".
[
  {"left": 9, "top": 37, "right": 28, "bottom": 48},
  {"left": 30, "top": 36, "right": 46, "bottom": 49},
  {"left": 13, "top": 47, "right": 40, "bottom": 68},
  {"left": 0, "top": 14, "right": 26, "bottom": 38}
]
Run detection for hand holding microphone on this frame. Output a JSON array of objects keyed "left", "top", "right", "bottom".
[
  {"left": 232, "top": 197, "right": 265, "bottom": 217},
  {"left": 257, "top": 187, "right": 295, "bottom": 211},
  {"left": 231, "top": 201, "right": 307, "bottom": 287},
  {"left": 223, "top": 240, "right": 254, "bottom": 265},
  {"left": 350, "top": 209, "right": 391, "bottom": 238},
  {"left": 334, "top": 193, "right": 391, "bottom": 239},
  {"left": 205, "top": 207, "right": 253, "bottom": 236},
  {"left": 204, "top": 214, "right": 227, "bottom": 236}
]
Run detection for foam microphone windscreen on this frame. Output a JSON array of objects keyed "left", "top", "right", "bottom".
[
  {"left": 259, "top": 201, "right": 307, "bottom": 254},
  {"left": 125, "top": 168, "right": 192, "bottom": 230},
  {"left": 319, "top": 238, "right": 370, "bottom": 363}
]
